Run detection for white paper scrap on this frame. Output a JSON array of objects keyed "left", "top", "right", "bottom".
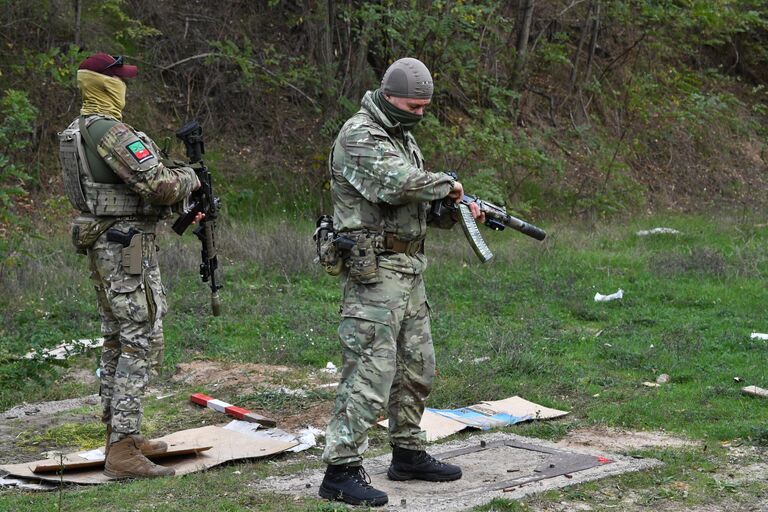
[
  {"left": 636, "top": 227, "right": 681, "bottom": 236},
  {"left": 0, "top": 476, "right": 58, "bottom": 490},
  {"left": 276, "top": 386, "right": 308, "bottom": 397},
  {"left": 594, "top": 289, "right": 624, "bottom": 302},
  {"left": 750, "top": 333, "right": 768, "bottom": 340},
  {"left": 321, "top": 362, "right": 337, "bottom": 374},
  {"left": 288, "top": 426, "right": 325, "bottom": 453},
  {"left": 223, "top": 419, "right": 263, "bottom": 436},
  {"left": 24, "top": 338, "right": 105, "bottom": 360},
  {"left": 223, "top": 420, "right": 297, "bottom": 445}
]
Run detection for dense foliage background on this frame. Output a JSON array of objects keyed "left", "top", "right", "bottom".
[
  {"left": 1, "top": 0, "right": 768, "bottom": 268},
  {"left": 2, "top": 2, "right": 768, "bottom": 193}
]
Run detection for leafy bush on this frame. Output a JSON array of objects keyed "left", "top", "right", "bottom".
[{"left": 0, "top": 89, "right": 37, "bottom": 279}]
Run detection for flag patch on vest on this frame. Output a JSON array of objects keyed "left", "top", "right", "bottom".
[{"left": 126, "top": 140, "right": 154, "bottom": 164}]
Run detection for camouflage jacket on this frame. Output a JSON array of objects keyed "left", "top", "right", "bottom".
[
  {"left": 95, "top": 118, "right": 200, "bottom": 208},
  {"left": 330, "top": 90, "right": 453, "bottom": 274}
]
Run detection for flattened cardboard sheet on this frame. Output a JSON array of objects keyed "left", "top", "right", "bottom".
[
  {"left": 32, "top": 445, "right": 212, "bottom": 473},
  {"left": 378, "top": 395, "right": 569, "bottom": 442},
  {"left": 0, "top": 425, "right": 298, "bottom": 485},
  {"left": 419, "top": 410, "right": 472, "bottom": 442},
  {"left": 471, "top": 396, "right": 569, "bottom": 420}
]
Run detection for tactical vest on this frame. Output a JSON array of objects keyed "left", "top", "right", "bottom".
[{"left": 58, "top": 115, "right": 167, "bottom": 217}]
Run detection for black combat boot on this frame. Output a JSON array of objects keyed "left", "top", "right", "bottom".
[
  {"left": 387, "top": 445, "right": 462, "bottom": 481},
  {"left": 318, "top": 464, "right": 388, "bottom": 507}
]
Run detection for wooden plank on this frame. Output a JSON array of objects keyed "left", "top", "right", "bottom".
[
  {"left": 243, "top": 412, "right": 277, "bottom": 427},
  {"left": 32, "top": 445, "right": 212, "bottom": 473}
]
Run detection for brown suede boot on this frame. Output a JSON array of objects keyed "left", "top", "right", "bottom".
[
  {"left": 138, "top": 437, "right": 169, "bottom": 456},
  {"left": 104, "top": 435, "right": 175, "bottom": 479},
  {"left": 105, "top": 428, "right": 168, "bottom": 458},
  {"left": 105, "top": 424, "right": 112, "bottom": 457}
]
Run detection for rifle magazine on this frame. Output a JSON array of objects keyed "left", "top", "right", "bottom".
[{"left": 458, "top": 204, "right": 493, "bottom": 263}]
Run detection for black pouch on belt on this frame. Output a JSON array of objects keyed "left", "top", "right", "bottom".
[{"left": 106, "top": 227, "right": 144, "bottom": 275}]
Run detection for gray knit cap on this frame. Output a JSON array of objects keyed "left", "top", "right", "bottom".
[{"left": 380, "top": 57, "right": 433, "bottom": 99}]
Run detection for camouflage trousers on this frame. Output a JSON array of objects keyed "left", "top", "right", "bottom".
[
  {"left": 87, "top": 219, "right": 167, "bottom": 444},
  {"left": 322, "top": 267, "right": 435, "bottom": 466}
]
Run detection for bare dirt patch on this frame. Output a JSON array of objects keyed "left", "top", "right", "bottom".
[
  {"left": 0, "top": 395, "right": 100, "bottom": 465},
  {"left": 171, "top": 360, "right": 338, "bottom": 395},
  {"left": 58, "top": 366, "right": 99, "bottom": 387},
  {"left": 171, "top": 360, "right": 336, "bottom": 433},
  {"left": 558, "top": 425, "right": 697, "bottom": 452},
  {"left": 278, "top": 401, "right": 333, "bottom": 432}
]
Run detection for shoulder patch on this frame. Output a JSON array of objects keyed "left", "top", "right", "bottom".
[{"left": 126, "top": 140, "right": 154, "bottom": 164}]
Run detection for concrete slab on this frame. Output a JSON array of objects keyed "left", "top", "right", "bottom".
[{"left": 251, "top": 431, "right": 661, "bottom": 511}]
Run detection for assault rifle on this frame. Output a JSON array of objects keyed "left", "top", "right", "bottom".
[
  {"left": 171, "top": 120, "right": 222, "bottom": 316},
  {"left": 432, "top": 172, "right": 546, "bottom": 263}
]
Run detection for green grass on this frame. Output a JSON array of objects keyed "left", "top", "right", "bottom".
[
  {"left": 16, "top": 422, "right": 104, "bottom": 451},
  {"left": 1, "top": 212, "right": 767, "bottom": 510}
]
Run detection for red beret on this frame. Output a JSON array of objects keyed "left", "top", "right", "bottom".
[{"left": 78, "top": 53, "right": 138, "bottom": 79}]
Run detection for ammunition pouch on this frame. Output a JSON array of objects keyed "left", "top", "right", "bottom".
[
  {"left": 346, "top": 233, "right": 382, "bottom": 284},
  {"left": 314, "top": 215, "right": 424, "bottom": 282}
]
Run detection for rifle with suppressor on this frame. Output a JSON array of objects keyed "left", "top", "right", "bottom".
[
  {"left": 171, "top": 120, "right": 222, "bottom": 316},
  {"left": 432, "top": 172, "right": 546, "bottom": 263}
]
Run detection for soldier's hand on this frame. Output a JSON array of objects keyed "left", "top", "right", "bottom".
[
  {"left": 448, "top": 181, "right": 464, "bottom": 203},
  {"left": 192, "top": 212, "right": 205, "bottom": 224},
  {"left": 469, "top": 202, "right": 486, "bottom": 224}
]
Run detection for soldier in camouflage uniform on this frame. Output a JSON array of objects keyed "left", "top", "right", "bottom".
[
  {"left": 319, "top": 58, "right": 484, "bottom": 507},
  {"left": 58, "top": 53, "right": 200, "bottom": 479}
]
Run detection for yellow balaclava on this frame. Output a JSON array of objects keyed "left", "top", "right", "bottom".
[{"left": 77, "top": 69, "right": 126, "bottom": 120}]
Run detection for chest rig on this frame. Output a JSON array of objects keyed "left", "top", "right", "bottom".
[{"left": 58, "top": 115, "right": 166, "bottom": 217}]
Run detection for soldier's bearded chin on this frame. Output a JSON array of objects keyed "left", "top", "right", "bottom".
[{"left": 77, "top": 69, "right": 126, "bottom": 120}]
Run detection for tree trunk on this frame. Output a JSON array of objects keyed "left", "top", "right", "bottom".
[
  {"left": 584, "top": 0, "right": 601, "bottom": 85},
  {"left": 568, "top": 0, "right": 593, "bottom": 93},
  {"left": 305, "top": 0, "right": 335, "bottom": 108},
  {"left": 73, "top": 0, "right": 82, "bottom": 48},
  {"left": 511, "top": 0, "right": 535, "bottom": 92}
]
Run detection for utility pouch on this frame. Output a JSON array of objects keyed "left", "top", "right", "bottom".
[
  {"left": 347, "top": 235, "right": 381, "bottom": 285},
  {"left": 70, "top": 216, "right": 116, "bottom": 254},
  {"left": 121, "top": 234, "right": 143, "bottom": 275},
  {"left": 106, "top": 228, "right": 144, "bottom": 275},
  {"left": 313, "top": 215, "right": 343, "bottom": 276}
]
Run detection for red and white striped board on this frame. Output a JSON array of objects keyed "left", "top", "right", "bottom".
[{"left": 190, "top": 393, "right": 276, "bottom": 427}]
